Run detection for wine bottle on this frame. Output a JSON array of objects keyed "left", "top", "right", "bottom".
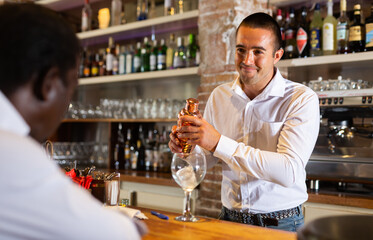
[
  {"left": 106, "top": 37, "right": 115, "bottom": 75},
  {"left": 337, "top": 0, "right": 350, "bottom": 54},
  {"left": 124, "top": 128, "right": 132, "bottom": 170},
  {"left": 81, "top": 0, "right": 92, "bottom": 32},
  {"left": 150, "top": 39, "right": 158, "bottom": 71},
  {"left": 284, "top": 8, "right": 298, "bottom": 59},
  {"left": 119, "top": 46, "right": 126, "bottom": 75},
  {"left": 296, "top": 6, "right": 309, "bottom": 58},
  {"left": 166, "top": 34, "right": 176, "bottom": 69},
  {"left": 186, "top": 34, "right": 198, "bottom": 67},
  {"left": 141, "top": 37, "right": 151, "bottom": 72},
  {"left": 157, "top": 39, "right": 167, "bottom": 70},
  {"left": 173, "top": 36, "right": 186, "bottom": 68},
  {"left": 126, "top": 45, "right": 134, "bottom": 73},
  {"left": 114, "top": 123, "right": 125, "bottom": 170},
  {"left": 349, "top": 4, "right": 365, "bottom": 53},
  {"left": 136, "top": 125, "right": 146, "bottom": 171},
  {"left": 309, "top": 3, "right": 323, "bottom": 57},
  {"left": 323, "top": 0, "right": 337, "bottom": 55},
  {"left": 275, "top": 8, "right": 285, "bottom": 49},
  {"left": 133, "top": 42, "right": 142, "bottom": 73}
]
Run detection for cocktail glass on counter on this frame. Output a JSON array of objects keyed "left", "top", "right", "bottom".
[{"left": 171, "top": 152, "right": 206, "bottom": 222}]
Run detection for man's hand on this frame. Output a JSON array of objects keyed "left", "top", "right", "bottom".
[
  {"left": 168, "top": 125, "right": 183, "bottom": 153},
  {"left": 174, "top": 115, "right": 221, "bottom": 152}
]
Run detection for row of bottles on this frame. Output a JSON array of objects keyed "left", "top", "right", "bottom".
[
  {"left": 79, "top": 33, "right": 200, "bottom": 78},
  {"left": 112, "top": 124, "right": 172, "bottom": 173},
  {"left": 81, "top": 0, "right": 198, "bottom": 32},
  {"left": 276, "top": 1, "right": 373, "bottom": 59}
]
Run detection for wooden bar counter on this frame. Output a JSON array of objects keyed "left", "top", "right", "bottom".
[{"left": 137, "top": 207, "right": 296, "bottom": 240}]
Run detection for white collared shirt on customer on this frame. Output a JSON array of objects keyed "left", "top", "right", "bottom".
[{"left": 198, "top": 68, "right": 320, "bottom": 213}]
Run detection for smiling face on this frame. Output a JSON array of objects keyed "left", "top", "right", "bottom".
[{"left": 235, "top": 26, "right": 283, "bottom": 97}]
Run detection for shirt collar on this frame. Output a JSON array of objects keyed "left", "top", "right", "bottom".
[
  {"left": 0, "top": 91, "right": 30, "bottom": 136},
  {"left": 231, "top": 68, "right": 286, "bottom": 100}
]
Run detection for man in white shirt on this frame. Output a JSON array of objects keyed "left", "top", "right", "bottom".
[
  {"left": 0, "top": 4, "right": 142, "bottom": 239},
  {"left": 169, "top": 13, "right": 320, "bottom": 232}
]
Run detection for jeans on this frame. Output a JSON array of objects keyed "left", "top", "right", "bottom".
[{"left": 219, "top": 206, "right": 304, "bottom": 232}]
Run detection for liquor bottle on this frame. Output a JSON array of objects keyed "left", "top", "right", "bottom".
[
  {"left": 119, "top": 46, "right": 126, "bottom": 75},
  {"left": 81, "top": 0, "right": 92, "bottom": 32},
  {"left": 275, "top": 8, "right": 285, "bottom": 49},
  {"left": 349, "top": 4, "right": 365, "bottom": 53},
  {"left": 166, "top": 34, "right": 176, "bottom": 69},
  {"left": 91, "top": 52, "right": 99, "bottom": 77},
  {"left": 150, "top": 39, "right": 158, "bottom": 71},
  {"left": 296, "top": 6, "right": 309, "bottom": 58},
  {"left": 145, "top": 129, "right": 154, "bottom": 171},
  {"left": 83, "top": 51, "right": 92, "bottom": 78},
  {"left": 173, "top": 36, "right": 186, "bottom": 68},
  {"left": 133, "top": 42, "right": 142, "bottom": 73},
  {"left": 177, "top": 0, "right": 184, "bottom": 14},
  {"left": 114, "top": 123, "right": 125, "bottom": 170},
  {"left": 141, "top": 37, "right": 151, "bottom": 72},
  {"left": 112, "top": 44, "right": 120, "bottom": 75},
  {"left": 366, "top": 4, "right": 373, "bottom": 51},
  {"left": 111, "top": 0, "right": 122, "bottom": 26},
  {"left": 148, "top": 0, "right": 156, "bottom": 19},
  {"left": 152, "top": 128, "right": 160, "bottom": 172},
  {"left": 157, "top": 38, "right": 167, "bottom": 70},
  {"left": 337, "top": 0, "right": 350, "bottom": 54},
  {"left": 323, "top": 0, "right": 337, "bottom": 55},
  {"left": 176, "top": 98, "right": 201, "bottom": 153},
  {"left": 137, "top": 0, "right": 148, "bottom": 21},
  {"left": 136, "top": 125, "right": 146, "bottom": 171},
  {"left": 284, "top": 8, "right": 298, "bottom": 59},
  {"left": 309, "top": 3, "right": 323, "bottom": 57},
  {"left": 126, "top": 45, "right": 134, "bottom": 73},
  {"left": 124, "top": 128, "right": 132, "bottom": 170},
  {"left": 164, "top": 0, "right": 175, "bottom": 16},
  {"left": 98, "top": 48, "right": 106, "bottom": 76},
  {"left": 186, "top": 33, "right": 198, "bottom": 67},
  {"left": 106, "top": 37, "right": 115, "bottom": 75}
]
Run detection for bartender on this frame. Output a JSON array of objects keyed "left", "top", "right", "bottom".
[{"left": 169, "top": 12, "right": 320, "bottom": 232}]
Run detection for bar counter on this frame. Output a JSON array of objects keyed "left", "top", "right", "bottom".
[{"left": 137, "top": 207, "right": 296, "bottom": 240}]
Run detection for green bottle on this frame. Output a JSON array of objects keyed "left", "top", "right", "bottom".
[
  {"left": 141, "top": 37, "right": 151, "bottom": 72},
  {"left": 186, "top": 34, "right": 198, "bottom": 67},
  {"left": 150, "top": 39, "right": 158, "bottom": 71},
  {"left": 157, "top": 38, "right": 167, "bottom": 70}
]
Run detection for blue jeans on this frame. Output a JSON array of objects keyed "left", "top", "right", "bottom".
[{"left": 219, "top": 206, "right": 304, "bottom": 232}]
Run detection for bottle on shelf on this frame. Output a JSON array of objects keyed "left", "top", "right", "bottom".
[
  {"left": 284, "top": 8, "right": 298, "bottom": 59},
  {"left": 157, "top": 38, "right": 167, "bottom": 70},
  {"left": 141, "top": 37, "right": 151, "bottom": 72},
  {"left": 145, "top": 128, "right": 154, "bottom": 171},
  {"left": 83, "top": 50, "right": 92, "bottom": 78},
  {"left": 148, "top": 0, "right": 157, "bottom": 19},
  {"left": 152, "top": 128, "right": 160, "bottom": 172},
  {"left": 133, "top": 42, "right": 142, "bottom": 73},
  {"left": 337, "top": 0, "right": 350, "bottom": 54},
  {"left": 106, "top": 37, "right": 116, "bottom": 75},
  {"left": 137, "top": 0, "right": 148, "bottom": 21},
  {"left": 177, "top": 0, "right": 184, "bottom": 14},
  {"left": 112, "top": 44, "right": 120, "bottom": 75},
  {"left": 173, "top": 36, "right": 186, "bottom": 68},
  {"left": 91, "top": 52, "right": 99, "bottom": 77},
  {"left": 81, "top": 0, "right": 92, "bottom": 32},
  {"left": 166, "top": 34, "right": 176, "bottom": 69},
  {"left": 150, "top": 39, "right": 158, "bottom": 71},
  {"left": 111, "top": 0, "right": 122, "bottom": 26},
  {"left": 114, "top": 123, "right": 125, "bottom": 170},
  {"left": 296, "top": 6, "right": 309, "bottom": 58},
  {"left": 119, "top": 45, "right": 126, "bottom": 75},
  {"left": 349, "top": 4, "right": 365, "bottom": 53},
  {"left": 275, "top": 8, "right": 285, "bottom": 50},
  {"left": 323, "top": 0, "right": 337, "bottom": 55},
  {"left": 126, "top": 45, "right": 134, "bottom": 73},
  {"left": 164, "top": 0, "right": 175, "bottom": 16},
  {"left": 136, "top": 125, "right": 146, "bottom": 171},
  {"left": 98, "top": 48, "right": 106, "bottom": 76},
  {"left": 366, "top": 4, "right": 373, "bottom": 51},
  {"left": 124, "top": 128, "right": 132, "bottom": 170},
  {"left": 186, "top": 33, "right": 199, "bottom": 67},
  {"left": 176, "top": 98, "right": 201, "bottom": 153},
  {"left": 309, "top": 3, "right": 323, "bottom": 57}
]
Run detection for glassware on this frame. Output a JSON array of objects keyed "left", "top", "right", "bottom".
[{"left": 171, "top": 152, "right": 206, "bottom": 222}]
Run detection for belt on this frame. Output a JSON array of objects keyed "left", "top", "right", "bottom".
[{"left": 222, "top": 205, "right": 301, "bottom": 226}]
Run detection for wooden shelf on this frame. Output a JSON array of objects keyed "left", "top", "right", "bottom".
[
  {"left": 276, "top": 51, "right": 373, "bottom": 68},
  {"left": 78, "top": 67, "right": 199, "bottom": 85},
  {"left": 62, "top": 118, "right": 177, "bottom": 123}
]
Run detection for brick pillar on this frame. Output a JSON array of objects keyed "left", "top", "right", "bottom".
[{"left": 196, "top": 0, "right": 269, "bottom": 218}]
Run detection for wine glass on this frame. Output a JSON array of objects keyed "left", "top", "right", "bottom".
[{"left": 171, "top": 152, "right": 206, "bottom": 222}]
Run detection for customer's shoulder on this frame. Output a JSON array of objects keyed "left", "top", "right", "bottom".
[{"left": 0, "top": 129, "right": 44, "bottom": 157}]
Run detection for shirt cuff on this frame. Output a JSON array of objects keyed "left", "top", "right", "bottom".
[{"left": 213, "top": 135, "right": 239, "bottom": 163}]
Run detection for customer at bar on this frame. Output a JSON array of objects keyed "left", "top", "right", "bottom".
[
  {"left": 0, "top": 3, "right": 142, "bottom": 239},
  {"left": 169, "top": 12, "right": 319, "bottom": 232}
]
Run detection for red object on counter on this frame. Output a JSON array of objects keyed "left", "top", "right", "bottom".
[{"left": 65, "top": 170, "right": 93, "bottom": 189}]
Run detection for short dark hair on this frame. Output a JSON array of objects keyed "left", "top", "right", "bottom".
[
  {"left": 0, "top": 3, "right": 80, "bottom": 98},
  {"left": 236, "top": 12, "right": 282, "bottom": 52}
]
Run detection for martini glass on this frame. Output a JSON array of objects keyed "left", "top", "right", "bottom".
[{"left": 171, "top": 152, "right": 206, "bottom": 222}]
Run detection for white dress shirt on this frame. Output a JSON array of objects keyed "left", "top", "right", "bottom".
[
  {"left": 201, "top": 69, "right": 320, "bottom": 213},
  {"left": 0, "top": 91, "right": 141, "bottom": 240}
]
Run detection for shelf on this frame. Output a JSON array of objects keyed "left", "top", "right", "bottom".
[
  {"left": 77, "top": 10, "right": 199, "bottom": 46},
  {"left": 276, "top": 51, "right": 373, "bottom": 68},
  {"left": 78, "top": 67, "right": 199, "bottom": 85},
  {"left": 316, "top": 89, "right": 373, "bottom": 98},
  {"left": 36, "top": 0, "right": 103, "bottom": 11},
  {"left": 62, "top": 118, "right": 177, "bottom": 123}
]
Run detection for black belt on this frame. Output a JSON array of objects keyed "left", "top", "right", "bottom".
[{"left": 222, "top": 205, "right": 301, "bottom": 226}]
